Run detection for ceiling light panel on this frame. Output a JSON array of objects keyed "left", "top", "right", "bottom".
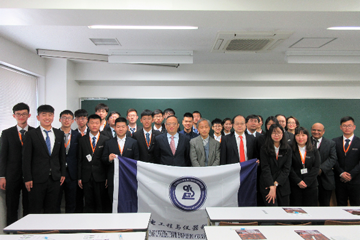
[
  {"left": 90, "top": 38, "right": 121, "bottom": 46},
  {"left": 88, "top": 25, "right": 198, "bottom": 30},
  {"left": 289, "top": 38, "right": 336, "bottom": 48}
]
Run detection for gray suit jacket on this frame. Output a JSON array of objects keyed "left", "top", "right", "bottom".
[{"left": 190, "top": 135, "right": 220, "bottom": 167}]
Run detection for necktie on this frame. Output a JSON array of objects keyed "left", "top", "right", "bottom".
[
  {"left": 44, "top": 130, "right": 52, "bottom": 155},
  {"left": 146, "top": 133, "right": 150, "bottom": 146},
  {"left": 20, "top": 129, "right": 26, "bottom": 139},
  {"left": 239, "top": 136, "right": 245, "bottom": 162},
  {"left": 312, "top": 138, "right": 318, "bottom": 148},
  {"left": 64, "top": 133, "right": 70, "bottom": 154},
  {"left": 170, "top": 136, "right": 176, "bottom": 155},
  {"left": 113, "top": 130, "right": 116, "bottom": 138},
  {"left": 345, "top": 139, "right": 350, "bottom": 150},
  {"left": 92, "top": 136, "right": 96, "bottom": 148},
  {"left": 130, "top": 128, "right": 135, "bottom": 135}
]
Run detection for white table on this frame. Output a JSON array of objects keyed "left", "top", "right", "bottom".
[
  {"left": 206, "top": 206, "right": 360, "bottom": 224},
  {"left": 0, "top": 232, "right": 146, "bottom": 240},
  {"left": 205, "top": 225, "right": 360, "bottom": 240},
  {"left": 3, "top": 213, "right": 151, "bottom": 233}
]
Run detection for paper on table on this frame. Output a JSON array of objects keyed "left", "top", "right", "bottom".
[
  {"left": 83, "top": 234, "right": 110, "bottom": 240},
  {"left": 235, "top": 229, "right": 267, "bottom": 240},
  {"left": 283, "top": 207, "right": 308, "bottom": 214},
  {"left": 295, "top": 230, "right": 330, "bottom": 240}
]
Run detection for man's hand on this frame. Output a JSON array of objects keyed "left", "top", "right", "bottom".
[
  {"left": 78, "top": 180, "right": 83, "bottom": 189},
  {"left": 0, "top": 178, "right": 6, "bottom": 190},
  {"left": 298, "top": 180, "right": 307, "bottom": 189},
  {"left": 25, "top": 181, "right": 33, "bottom": 192},
  {"left": 109, "top": 153, "right": 117, "bottom": 162},
  {"left": 60, "top": 176, "right": 65, "bottom": 186},
  {"left": 340, "top": 172, "right": 352, "bottom": 182}
]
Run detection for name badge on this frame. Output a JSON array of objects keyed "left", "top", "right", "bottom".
[
  {"left": 86, "top": 154, "right": 92, "bottom": 162},
  {"left": 353, "top": 148, "right": 358, "bottom": 151},
  {"left": 305, "top": 156, "right": 311, "bottom": 159},
  {"left": 278, "top": 155, "right": 283, "bottom": 157},
  {"left": 301, "top": 168, "right": 308, "bottom": 174}
]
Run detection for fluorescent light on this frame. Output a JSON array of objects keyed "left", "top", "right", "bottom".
[
  {"left": 327, "top": 26, "right": 360, "bottom": 30},
  {"left": 88, "top": 25, "right": 198, "bottom": 30},
  {"left": 37, "top": 49, "right": 108, "bottom": 62},
  {"left": 108, "top": 51, "right": 193, "bottom": 64},
  {"left": 285, "top": 50, "right": 360, "bottom": 64}
]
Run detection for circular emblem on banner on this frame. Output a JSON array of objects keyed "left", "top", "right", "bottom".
[{"left": 169, "top": 177, "right": 207, "bottom": 212}]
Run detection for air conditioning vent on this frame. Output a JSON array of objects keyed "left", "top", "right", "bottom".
[
  {"left": 90, "top": 38, "right": 121, "bottom": 46},
  {"left": 212, "top": 31, "right": 293, "bottom": 53}
]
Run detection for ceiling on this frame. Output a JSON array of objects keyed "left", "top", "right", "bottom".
[{"left": 1, "top": 2, "right": 360, "bottom": 65}]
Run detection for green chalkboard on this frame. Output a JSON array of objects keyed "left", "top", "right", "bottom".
[{"left": 81, "top": 99, "right": 360, "bottom": 140}]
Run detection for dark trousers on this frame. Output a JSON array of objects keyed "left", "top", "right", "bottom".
[
  {"left": 335, "top": 180, "right": 360, "bottom": 206},
  {"left": 290, "top": 186, "right": 318, "bottom": 206},
  {"left": 5, "top": 180, "right": 29, "bottom": 226},
  {"left": 57, "top": 172, "right": 77, "bottom": 213},
  {"left": 318, "top": 181, "right": 333, "bottom": 206},
  {"left": 261, "top": 187, "right": 289, "bottom": 207},
  {"left": 75, "top": 186, "right": 84, "bottom": 213},
  {"left": 83, "top": 175, "right": 106, "bottom": 213},
  {"left": 28, "top": 176, "right": 60, "bottom": 213}
]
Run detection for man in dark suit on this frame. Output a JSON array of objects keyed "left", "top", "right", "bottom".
[
  {"left": 126, "top": 108, "right": 139, "bottom": 135},
  {"left": 153, "top": 109, "right": 166, "bottom": 134},
  {"left": 333, "top": 116, "right": 360, "bottom": 206},
  {"left": 74, "top": 108, "right": 88, "bottom": 213},
  {"left": 211, "top": 118, "right": 223, "bottom": 143},
  {"left": 179, "top": 112, "right": 199, "bottom": 139},
  {"left": 102, "top": 117, "right": 140, "bottom": 208},
  {"left": 102, "top": 111, "right": 121, "bottom": 139},
  {"left": 154, "top": 115, "right": 191, "bottom": 166},
  {"left": 246, "top": 114, "right": 262, "bottom": 138},
  {"left": 78, "top": 114, "right": 109, "bottom": 213},
  {"left": 22, "top": 104, "right": 66, "bottom": 214},
  {"left": 0, "top": 103, "right": 34, "bottom": 225},
  {"left": 311, "top": 123, "right": 337, "bottom": 206},
  {"left": 57, "top": 110, "right": 81, "bottom": 213},
  {"left": 220, "top": 115, "right": 258, "bottom": 165},
  {"left": 132, "top": 109, "right": 161, "bottom": 163}
]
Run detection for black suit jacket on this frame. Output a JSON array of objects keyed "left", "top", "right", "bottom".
[
  {"left": 313, "top": 137, "right": 337, "bottom": 190},
  {"left": 132, "top": 128, "right": 161, "bottom": 163},
  {"left": 289, "top": 148, "right": 320, "bottom": 188},
  {"left": 64, "top": 129, "right": 81, "bottom": 181},
  {"left": 220, "top": 132, "right": 258, "bottom": 165},
  {"left": 101, "top": 137, "right": 140, "bottom": 186},
  {"left": 284, "top": 131, "right": 294, "bottom": 146},
  {"left": 22, "top": 127, "right": 66, "bottom": 183},
  {"left": 259, "top": 145, "right": 292, "bottom": 197},
  {"left": 78, "top": 132, "right": 109, "bottom": 183},
  {"left": 0, "top": 125, "right": 35, "bottom": 182},
  {"left": 333, "top": 136, "right": 360, "bottom": 185},
  {"left": 154, "top": 133, "right": 190, "bottom": 166},
  {"left": 101, "top": 125, "right": 114, "bottom": 139}
]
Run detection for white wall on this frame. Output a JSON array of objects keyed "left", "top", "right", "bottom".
[
  {"left": 66, "top": 60, "right": 80, "bottom": 112},
  {"left": 75, "top": 62, "right": 360, "bottom": 99}
]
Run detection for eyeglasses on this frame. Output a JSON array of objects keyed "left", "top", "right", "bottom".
[
  {"left": 15, "top": 113, "right": 28, "bottom": 117},
  {"left": 342, "top": 125, "right": 354, "bottom": 129},
  {"left": 271, "top": 132, "right": 283, "bottom": 136},
  {"left": 166, "top": 123, "right": 178, "bottom": 126},
  {"left": 127, "top": 114, "right": 137, "bottom": 118},
  {"left": 76, "top": 117, "right": 87, "bottom": 121},
  {"left": 61, "top": 117, "right": 73, "bottom": 121},
  {"left": 287, "top": 121, "right": 296, "bottom": 125}
]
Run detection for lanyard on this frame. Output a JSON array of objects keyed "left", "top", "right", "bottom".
[
  {"left": 118, "top": 141, "right": 124, "bottom": 155},
  {"left": 299, "top": 150, "right": 307, "bottom": 165},
  {"left": 343, "top": 139, "right": 352, "bottom": 155},
  {"left": 145, "top": 134, "right": 152, "bottom": 148},
  {"left": 89, "top": 136, "right": 99, "bottom": 153},
  {"left": 64, "top": 134, "right": 71, "bottom": 149},
  {"left": 18, "top": 132, "right": 23, "bottom": 146}
]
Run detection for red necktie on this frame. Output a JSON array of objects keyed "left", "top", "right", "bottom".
[
  {"left": 170, "top": 136, "right": 176, "bottom": 155},
  {"left": 239, "top": 136, "right": 245, "bottom": 162}
]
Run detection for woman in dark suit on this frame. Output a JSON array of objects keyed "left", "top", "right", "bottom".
[
  {"left": 290, "top": 127, "right": 320, "bottom": 206},
  {"left": 259, "top": 123, "right": 292, "bottom": 206}
]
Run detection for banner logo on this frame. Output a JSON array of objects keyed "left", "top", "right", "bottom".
[{"left": 169, "top": 177, "right": 207, "bottom": 211}]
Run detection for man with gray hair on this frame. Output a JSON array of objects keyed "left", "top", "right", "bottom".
[{"left": 190, "top": 119, "right": 220, "bottom": 166}]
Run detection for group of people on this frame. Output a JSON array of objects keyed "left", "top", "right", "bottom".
[{"left": 0, "top": 102, "right": 359, "bottom": 227}]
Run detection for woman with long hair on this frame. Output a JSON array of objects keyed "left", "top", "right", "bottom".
[
  {"left": 259, "top": 123, "right": 292, "bottom": 206},
  {"left": 289, "top": 127, "right": 320, "bottom": 206}
]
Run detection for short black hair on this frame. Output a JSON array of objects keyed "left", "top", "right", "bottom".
[
  {"left": 183, "top": 112, "right": 193, "bottom": 119},
  {"left": 166, "top": 115, "right": 178, "bottom": 122},
  {"left": 37, "top": 105, "right": 54, "bottom": 115},
  {"left": 88, "top": 114, "right": 101, "bottom": 122},
  {"left": 164, "top": 108, "right": 175, "bottom": 115},
  {"left": 13, "top": 102, "right": 30, "bottom": 114},
  {"left": 211, "top": 118, "right": 223, "bottom": 125},
  {"left": 74, "top": 109, "right": 88, "bottom": 118},
  {"left": 141, "top": 109, "right": 153, "bottom": 118},
  {"left": 126, "top": 108, "right": 137, "bottom": 116},
  {"left": 60, "top": 110, "right": 74, "bottom": 118},
  {"left": 265, "top": 116, "right": 279, "bottom": 127},
  {"left": 192, "top": 111, "right": 202, "bottom": 117},
  {"left": 115, "top": 116, "right": 128, "bottom": 125},
  {"left": 275, "top": 114, "right": 286, "bottom": 119},
  {"left": 232, "top": 115, "right": 245, "bottom": 124},
  {"left": 153, "top": 109, "right": 163, "bottom": 115},
  {"left": 258, "top": 115, "right": 264, "bottom": 125},
  {"left": 95, "top": 103, "right": 109, "bottom": 113},
  {"left": 340, "top": 116, "right": 355, "bottom": 125},
  {"left": 223, "top": 117, "right": 232, "bottom": 124},
  {"left": 245, "top": 114, "right": 260, "bottom": 123},
  {"left": 107, "top": 111, "right": 121, "bottom": 120}
]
